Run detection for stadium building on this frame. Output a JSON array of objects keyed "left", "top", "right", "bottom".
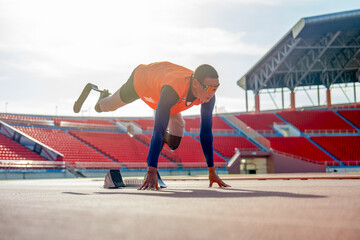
[{"left": 1, "top": 9, "right": 360, "bottom": 179}]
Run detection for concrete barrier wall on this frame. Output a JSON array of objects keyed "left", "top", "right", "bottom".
[{"left": 268, "top": 152, "right": 326, "bottom": 173}]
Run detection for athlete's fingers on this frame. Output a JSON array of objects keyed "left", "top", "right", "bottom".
[
  {"left": 209, "top": 179, "right": 214, "bottom": 188},
  {"left": 217, "top": 179, "right": 231, "bottom": 187},
  {"left": 138, "top": 182, "right": 146, "bottom": 190},
  {"left": 217, "top": 180, "right": 230, "bottom": 188}
]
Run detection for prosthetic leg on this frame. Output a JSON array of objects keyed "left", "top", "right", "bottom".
[
  {"left": 73, "top": 83, "right": 111, "bottom": 113},
  {"left": 157, "top": 171, "right": 167, "bottom": 188}
]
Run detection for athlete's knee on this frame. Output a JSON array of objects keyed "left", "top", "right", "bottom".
[{"left": 163, "top": 132, "right": 182, "bottom": 150}]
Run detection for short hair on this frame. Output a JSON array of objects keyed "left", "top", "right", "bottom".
[{"left": 193, "top": 64, "right": 218, "bottom": 83}]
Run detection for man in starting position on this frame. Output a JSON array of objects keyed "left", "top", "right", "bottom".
[{"left": 74, "top": 61, "right": 230, "bottom": 190}]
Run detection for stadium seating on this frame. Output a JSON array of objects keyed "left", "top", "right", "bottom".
[
  {"left": 53, "top": 118, "right": 115, "bottom": 126},
  {"left": 337, "top": 110, "right": 360, "bottom": 129},
  {"left": 132, "top": 119, "right": 155, "bottom": 131},
  {"left": 0, "top": 114, "right": 53, "bottom": 126},
  {"left": 171, "top": 136, "right": 226, "bottom": 168},
  {"left": 311, "top": 136, "right": 360, "bottom": 165},
  {"left": 0, "top": 114, "right": 47, "bottom": 122},
  {"left": 53, "top": 118, "right": 117, "bottom": 131},
  {"left": 277, "top": 110, "right": 356, "bottom": 133},
  {"left": 235, "top": 112, "right": 284, "bottom": 134},
  {"left": 70, "top": 131, "right": 177, "bottom": 169},
  {"left": 1, "top": 107, "right": 359, "bottom": 171},
  {"left": 14, "top": 127, "right": 114, "bottom": 167},
  {"left": 134, "top": 134, "right": 181, "bottom": 163},
  {"left": 266, "top": 136, "right": 337, "bottom": 165},
  {"left": 184, "top": 116, "right": 234, "bottom": 132},
  {"left": 0, "top": 134, "right": 45, "bottom": 161},
  {"left": 211, "top": 136, "right": 260, "bottom": 157}
]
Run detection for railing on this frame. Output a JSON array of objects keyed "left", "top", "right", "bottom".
[
  {"left": 145, "top": 127, "right": 154, "bottom": 132},
  {"left": 0, "top": 160, "right": 228, "bottom": 170},
  {"left": 271, "top": 150, "right": 339, "bottom": 166},
  {"left": 74, "top": 161, "right": 227, "bottom": 169},
  {"left": 189, "top": 128, "right": 237, "bottom": 134},
  {"left": 1, "top": 158, "right": 358, "bottom": 170},
  {"left": 341, "top": 160, "right": 360, "bottom": 166},
  {"left": 0, "top": 160, "right": 66, "bottom": 169},
  {"left": 0, "top": 117, "right": 54, "bottom": 126},
  {"left": 256, "top": 130, "right": 276, "bottom": 135},
  {"left": 331, "top": 103, "right": 360, "bottom": 109},
  {"left": 59, "top": 121, "right": 118, "bottom": 131},
  {"left": 227, "top": 115, "right": 271, "bottom": 149},
  {"left": 304, "top": 129, "right": 358, "bottom": 135},
  {"left": 235, "top": 148, "right": 264, "bottom": 152}
]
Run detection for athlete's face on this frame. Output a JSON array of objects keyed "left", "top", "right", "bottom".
[{"left": 194, "top": 77, "right": 219, "bottom": 103}]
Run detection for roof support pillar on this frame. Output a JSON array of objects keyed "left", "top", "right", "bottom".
[
  {"left": 354, "top": 82, "right": 357, "bottom": 103},
  {"left": 326, "top": 88, "right": 331, "bottom": 107},
  {"left": 255, "top": 93, "right": 260, "bottom": 113},
  {"left": 290, "top": 91, "right": 296, "bottom": 110},
  {"left": 245, "top": 90, "right": 249, "bottom": 112}
]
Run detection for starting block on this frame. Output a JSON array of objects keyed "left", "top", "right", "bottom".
[
  {"left": 104, "top": 170, "right": 126, "bottom": 188},
  {"left": 103, "top": 169, "right": 167, "bottom": 189}
]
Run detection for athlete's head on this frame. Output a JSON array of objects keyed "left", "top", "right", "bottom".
[
  {"left": 192, "top": 64, "right": 219, "bottom": 103},
  {"left": 194, "top": 64, "right": 219, "bottom": 83}
]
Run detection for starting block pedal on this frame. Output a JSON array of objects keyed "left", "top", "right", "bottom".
[{"left": 103, "top": 170, "right": 126, "bottom": 188}]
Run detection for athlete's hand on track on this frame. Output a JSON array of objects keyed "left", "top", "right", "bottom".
[
  {"left": 138, "top": 166, "right": 159, "bottom": 190},
  {"left": 208, "top": 166, "right": 231, "bottom": 188}
]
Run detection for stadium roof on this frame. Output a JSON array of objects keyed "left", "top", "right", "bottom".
[{"left": 237, "top": 9, "right": 360, "bottom": 94}]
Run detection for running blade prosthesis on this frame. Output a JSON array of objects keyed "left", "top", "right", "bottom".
[{"left": 73, "top": 83, "right": 110, "bottom": 113}]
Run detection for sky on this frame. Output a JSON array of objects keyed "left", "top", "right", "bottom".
[{"left": 1, "top": 0, "right": 359, "bottom": 118}]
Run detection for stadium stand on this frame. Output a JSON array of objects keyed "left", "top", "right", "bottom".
[
  {"left": 337, "top": 110, "right": 360, "bottom": 129},
  {"left": 171, "top": 136, "right": 227, "bottom": 168},
  {"left": 277, "top": 110, "right": 357, "bottom": 134},
  {"left": 311, "top": 136, "right": 360, "bottom": 165},
  {"left": 14, "top": 127, "right": 116, "bottom": 168},
  {"left": 53, "top": 118, "right": 115, "bottom": 126},
  {"left": 266, "top": 136, "right": 337, "bottom": 166},
  {"left": 131, "top": 119, "right": 155, "bottom": 132},
  {"left": 184, "top": 116, "right": 234, "bottom": 133},
  {"left": 1, "top": 107, "right": 359, "bottom": 173},
  {"left": 134, "top": 134, "right": 181, "bottom": 163},
  {"left": 70, "top": 131, "right": 177, "bottom": 169},
  {"left": 235, "top": 112, "right": 285, "bottom": 134},
  {"left": 0, "top": 113, "right": 53, "bottom": 126},
  {"left": 210, "top": 136, "right": 260, "bottom": 157},
  {"left": 53, "top": 118, "right": 117, "bottom": 131},
  {"left": 0, "top": 134, "right": 45, "bottom": 161}
]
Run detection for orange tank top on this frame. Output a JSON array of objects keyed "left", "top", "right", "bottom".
[{"left": 133, "top": 61, "right": 201, "bottom": 115}]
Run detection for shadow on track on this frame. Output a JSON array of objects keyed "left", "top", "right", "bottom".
[{"left": 63, "top": 188, "right": 326, "bottom": 199}]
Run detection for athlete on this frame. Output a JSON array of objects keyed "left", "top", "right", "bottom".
[{"left": 74, "top": 61, "right": 230, "bottom": 190}]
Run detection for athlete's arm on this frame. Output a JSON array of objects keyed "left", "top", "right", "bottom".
[
  {"left": 139, "top": 85, "right": 179, "bottom": 190},
  {"left": 200, "top": 96, "right": 231, "bottom": 188},
  {"left": 200, "top": 96, "right": 215, "bottom": 167},
  {"left": 147, "top": 85, "right": 179, "bottom": 168}
]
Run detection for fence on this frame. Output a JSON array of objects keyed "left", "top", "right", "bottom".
[
  {"left": 226, "top": 115, "right": 271, "bottom": 149},
  {"left": 304, "top": 129, "right": 358, "bottom": 135},
  {"left": 0, "top": 160, "right": 228, "bottom": 170}
]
